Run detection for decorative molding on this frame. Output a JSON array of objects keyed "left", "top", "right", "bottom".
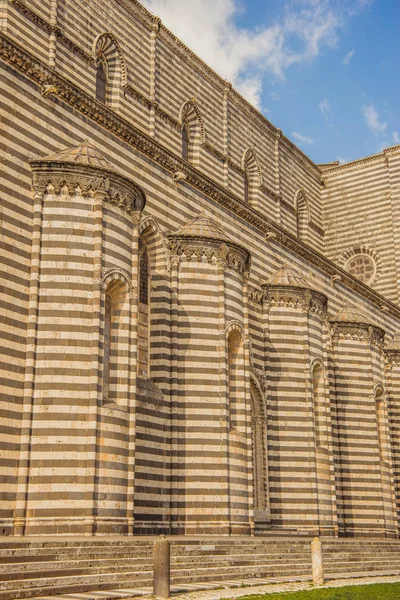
[
  {"left": 168, "top": 237, "right": 249, "bottom": 275},
  {"left": 330, "top": 321, "right": 385, "bottom": 349},
  {"left": 259, "top": 185, "right": 280, "bottom": 204},
  {"left": 2, "top": 33, "right": 400, "bottom": 320},
  {"left": 248, "top": 285, "right": 263, "bottom": 305},
  {"left": 322, "top": 146, "right": 400, "bottom": 176},
  {"left": 263, "top": 285, "right": 327, "bottom": 317},
  {"left": 93, "top": 32, "right": 127, "bottom": 86},
  {"left": 280, "top": 198, "right": 296, "bottom": 216},
  {"left": 155, "top": 104, "right": 181, "bottom": 131},
  {"left": 102, "top": 267, "right": 132, "bottom": 290},
  {"left": 339, "top": 245, "right": 381, "bottom": 286},
  {"left": 226, "top": 320, "right": 244, "bottom": 337},
  {"left": 385, "top": 349, "right": 400, "bottom": 369},
  {"left": 30, "top": 163, "right": 146, "bottom": 216},
  {"left": 10, "top": 0, "right": 93, "bottom": 63}
]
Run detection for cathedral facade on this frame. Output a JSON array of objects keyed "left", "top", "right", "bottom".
[{"left": 1, "top": 0, "right": 400, "bottom": 539}]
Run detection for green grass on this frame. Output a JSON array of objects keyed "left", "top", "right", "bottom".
[{"left": 231, "top": 582, "right": 400, "bottom": 600}]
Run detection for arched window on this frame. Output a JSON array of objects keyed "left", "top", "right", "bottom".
[
  {"left": 375, "top": 386, "right": 396, "bottom": 534},
  {"left": 179, "top": 100, "right": 205, "bottom": 167},
  {"left": 376, "top": 387, "right": 388, "bottom": 464},
  {"left": 103, "top": 278, "right": 128, "bottom": 408},
  {"left": 244, "top": 170, "right": 249, "bottom": 204},
  {"left": 250, "top": 379, "right": 269, "bottom": 525},
  {"left": 93, "top": 33, "right": 126, "bottom": 111},
  {"left": 313, "top": 363, "right": 327, "bottom": 448},
  {"left": 296, "top": 189, "right": 310, "bottom": 242},
  {"left": 242, "top": 149, "right": 262, "bottom": 208},
  {"left": 138, "top": 243, "right": 150, "bottom": 378},
  {"left": 182, "top": 124, "right": 189, "bottom": 161},
  {"left": 96, "top": 61, "right": 108, "bottom": 104},
  {"left": 227, "top": 328, "right": 243, "bottom": 431}
]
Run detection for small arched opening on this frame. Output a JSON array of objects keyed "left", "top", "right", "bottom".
[
  {"left": 242, "top": 149, "right": 262, "bottom": 208},
  {"left": 103, "top": 276, "right": 129, "bottom": 409},
  {"left": 295, "top": 189, "right": 310, "bottom": 242}
]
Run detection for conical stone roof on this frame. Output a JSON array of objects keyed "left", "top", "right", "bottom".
[
  {"left": 387, "top": 334, "right": 400, "bottom": 350},
  {"left": 330, "top": 305, "right": 370, "bottom": 324},
  {"left": 266, "top": 265, "right": 311, "bottom": 288},
  {"left": 34, "top": 140, "right": 120, "bottom": 173},
  {"left": 173, "top": 211, "right": 232, "bottom": 243}
]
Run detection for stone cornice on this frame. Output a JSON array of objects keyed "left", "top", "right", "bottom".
[
  {"left": 168, "top": 237, "right": 250, "bottom": 274},
  {"left": 9, "top": 0, "right": 321, "bottom": 180},
  {"left": 30, "top": 162, "right": 146, "bottom": 214},
  {"left": 330, "top": 321, "right": 385, "bottom": 348},
  {"left": 322, "top": 146, "right": 400, "bottom": 177},
  {"left": 2, "top": 32, "right": 400, "bottom": 321}
]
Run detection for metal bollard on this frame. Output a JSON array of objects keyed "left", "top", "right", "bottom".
[
  {"left": 311, "top": 537, "right": 324, "bottom": 585},
  {"left": 153, "top": 535, "right": 170, "bottom": 600}
]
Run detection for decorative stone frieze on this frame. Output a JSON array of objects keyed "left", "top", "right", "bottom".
[
  {"left": 168, "top": 212, "right": 250, "bottom": 275},
  {"left": 30, "top": 140, "right": 146, "bottom": 215},
  {"left": 262, "top": 265, "right": 327, "bottom": 317},
  {"left": 330, "top": 305, "right": 385, "bottom": 349}
]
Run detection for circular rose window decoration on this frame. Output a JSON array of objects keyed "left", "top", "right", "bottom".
[{"left": 345, "top": 254, "right": 376, "bottom": 284}]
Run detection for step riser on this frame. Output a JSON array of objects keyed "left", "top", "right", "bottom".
[{"left": 1, "top": 539, "right": 400, "bottom": 600}]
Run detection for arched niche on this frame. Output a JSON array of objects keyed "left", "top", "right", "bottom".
[
  {"left": 93, "top": 32, "right": 127, "bottom": 110},
  {"left": 179, "top": 99, "right": 205, "bottom": 167},
  {"left": 242, "top": 148, "right": 262, "bottom": 208}
]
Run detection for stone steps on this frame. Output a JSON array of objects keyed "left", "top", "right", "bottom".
[{"left": 0, "top": 538, "right": 400, "bottom": 600}]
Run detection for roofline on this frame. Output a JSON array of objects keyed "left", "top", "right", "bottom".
[{"left": 322, "top": 145, "right": 400, "bottom": 176}]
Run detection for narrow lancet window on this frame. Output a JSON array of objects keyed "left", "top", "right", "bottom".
[
  {"left": 102, "top": 279, "right": 128, "bottom": 408},
  {"left": 182, "top": 124, "right": 189, "bottom": 161},
  {"left": 138, "top": 245, "right": 150, "bottom": 378},
  {"left": 96, "top": 61, "right": 107, "bottom": 104},
  {"left": 244, "top": 170, "right": 249, "bottom": 204},
  {"left": 228, "top": 329, "right": 243, "bottom": 431},
  {"left": 103, "top": 293, "right": 112, "bottom": 401}
]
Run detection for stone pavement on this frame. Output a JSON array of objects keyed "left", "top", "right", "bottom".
[
  {"left": 21, "top": 574, "right": 400, "bottom": 600},
  {"left": 169, "top": 574, "right": 400, "bottom": 599}
]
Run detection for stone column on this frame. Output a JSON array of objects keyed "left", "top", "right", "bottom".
[
  {"left": 149, "top": 17, "right": 160, "bottom": 138},
  {"left": 48, "top": 0, "right": 58, "bottom": 68},
  {"left": 274, "top": 129, "right": 282, "bottom": 224},
  {"left": 127, "top": 211, "right": 141, "bottom": 535},
  {"left": 330, "top": 311, "right": 393, "bottom": 537},
  {"left": 13, "top": 185, "right": 45, "bottom": 536},
  {"left": 263, "top": 267, "right": 327, "bottom": 535},
  {"left": 169, "top": 255, "right": 180, "bottom": 533}
]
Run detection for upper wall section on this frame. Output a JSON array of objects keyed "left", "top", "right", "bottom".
[
  {"left": 2, "top": 0, "right": 325, "bottom": 250},
  {"left": 321, "top": 146, "right": 400, "bottom": 304}
]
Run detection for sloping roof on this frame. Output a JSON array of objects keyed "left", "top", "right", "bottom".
[
  {"left": 330, "top": 305, "right": 371, "bottom": 324},
  {"left": 35, "top": 140, "right": 120, "bottom": 173},
  {"left": 387, "top": 334, "right": 400, "bottom": 350},
  {"left": 266, "top": 265, "right": 311, "bottom": 288},
  {"left": 173, "top": 212, "right": 232, "bottom": 242}
]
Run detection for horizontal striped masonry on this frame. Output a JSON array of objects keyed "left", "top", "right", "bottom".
[{"left": 1, "top": 0, "right": 400, "bottom": 539}]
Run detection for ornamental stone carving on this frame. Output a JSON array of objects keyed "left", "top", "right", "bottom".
[
  {"left": 168, "top": 212, "right": 250, "bottom": 274},
  {"left": 30, "top": 140, "right": 146, "bottom": 215}
]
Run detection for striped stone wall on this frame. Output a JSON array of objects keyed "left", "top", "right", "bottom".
[
  {"left": 3, "top": 0, "right": 400, "bottom": 538},
  {"left": 3, "top": 0, "right": 324, "bottom": 252},
  {"left": 322, "top": 149, "right": 400, "bottom": 304}
]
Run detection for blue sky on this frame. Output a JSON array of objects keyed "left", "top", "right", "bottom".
[{"left": 142, "top": 0, "right": 399, "bottom": 164}]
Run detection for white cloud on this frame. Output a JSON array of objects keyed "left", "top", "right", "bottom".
[
  {"left": 337, "top": 156, "right": 347, "bottom": 164},
  {"left": 319, "top": 98, "right": 332, "bottom": 118},
  {"left": 142, "top": 0, "right": 375, "bottom": 109},
  {"left": 270, "top": 92, "right": 281, "bottom": 102},
  {"left": 393, "top": 132, "right": 400, "bottom": 144},
  {"left": 362, "top": 104, "right": 387, "bottom": 136},
  {"left": 343, "top": 49, "right": 354, "bottom": 65},
  {"left": 291, "top": 132, "right": 314, "bottom": 145}
]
